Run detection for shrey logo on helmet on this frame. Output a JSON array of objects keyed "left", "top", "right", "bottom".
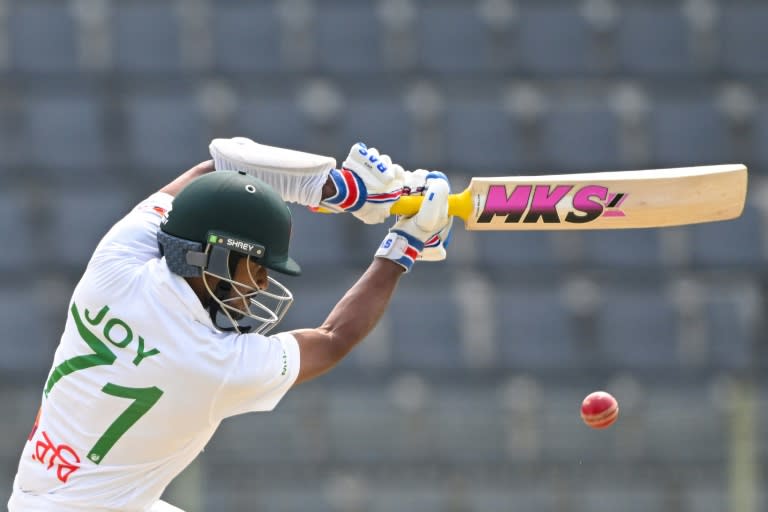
[{"left": 207, "top": 233, "right": 265, "bottom": 258}]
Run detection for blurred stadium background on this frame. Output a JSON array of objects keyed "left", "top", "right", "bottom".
[{"left": 1, "top": 0, "right": 766, "bottom": 510}]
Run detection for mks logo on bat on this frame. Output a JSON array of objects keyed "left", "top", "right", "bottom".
[{"left": 477, "top": 184, "right": 628, "bottom": 224}]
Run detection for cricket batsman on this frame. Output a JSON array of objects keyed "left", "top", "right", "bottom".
[{"left": 8, "top": 138, "right": 452, "bottom": 511}]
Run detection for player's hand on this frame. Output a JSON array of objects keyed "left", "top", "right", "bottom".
[
  {"left": 320, "top": 143, "right": 405, "bottom": 224},
  {"left": 375, "top": 172, "right": 451, "bottom": 272},
  {"left": 401, "top": 170, "right": 454, "bottom": 262}
]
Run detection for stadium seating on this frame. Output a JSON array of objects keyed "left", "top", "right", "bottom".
[
  {"left": 122, "top": 90, "right": 208, "bottom": 172},
  {"left": 641, "top": 385, "right": 727, "bottom": 463},
  {"left": 0, "top": 285, "right": 61, "bottom": 374},
  {"left": 415, "top": 4, "right": 493, "bottom": 73},
  {"left": 339, "top": 97, "right": 410, "bottom": 159},
  {"left": 690, "top": 203, "right": 764, "bottom": 266},
  {"left": 541, "top": 102, "right": 620, "bottom": 171},
  {"left": 315, "top": 3, "right": 381, "bottom": 73},
  {"left": 516, "top": 5, "right": 595, "bottom": 75},
  {"left": 649, "top": 98, "right": 731, "bottom": 167},
  {"left": 617, "top": 5, "right": 697, "bottom": 75},
  {"left": 366, "top": 484, "right": 446, "bottom": 512},
  {"left": 21, "top": 91, "right": 108, "bottom": 171},
  {"left": 720, "top": 4, "right": 768, "bottom": 74},
  {"left": 702, "top": 283, "right": 759, "bottom": 370},
  {"left": 476, "top": 230, "right": 561, "bottom": 268},
  {"left": 255, "top": 486, "right": 333, "bottom": 512},
  {"left": 431, "top": 386, "right": 507, "bottom": 463},
  {"left": 237, "top": 95, "right": 311, "bottom": 152},
  {"left": 443, "top": 98, "right": 522, "bottom": 172},
  {"left": 207, "top": 396, "right": 324, "bottom": 465},
  {"left": 595, "top": 281, "right": 680, "bottom": 370},
  {"left": 0, "top": 386, "right": 44, "bottom": 472},
  {"left": 45, "top": 189, "right": 134, "bottom": 270},
  {"left": 581, "top": 228, "right": 663, "bottom": 267},
  {"left": 754, "top": 103, "right": 768, "bottom": 168},
  {"left": 285, "top": 204, "right": 353, "bottom": 267},
  {"left": 10, "top": 3, "right": 79, "bottom": 72},
  {"left": 205, "top": 481, "right": 332, "bottom": 512},
  {"left": 464, "top": 483, "right": 560, "bottom": 512},
  {"left": 0, "top": 190, "right": 36, "bottom": 271},
  {"left": 210, "top": 4, "right": 282, "bottom": 73},
  {"left": 387, "top": 281, "right": 464, "bottom": 369},
  {"left": 682, "top": 484, "right": 729, "bottom": 512},
  {"left": 111, "top": 3, "right": 182, "bottom": 73},
  {"left": 0, "top": 102, "right": 20, "bottom": 170},
  {"left": 575, "top": 485, "right": 666, "bottom": 512},
  {"left": 494, "top": 285, "right": 584, "bottom": 370},
  {"left": 324, "top": 385, "right": 415, "bottom": 463}
]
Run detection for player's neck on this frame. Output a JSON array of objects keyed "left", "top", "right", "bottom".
[{"left": 185, "top": 277, "right": 210, "bottom": 307}]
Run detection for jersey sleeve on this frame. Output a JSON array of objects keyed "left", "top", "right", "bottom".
[
  {"left": 211, "top": 332, "right": 301, "bottom": 419},
  {"left": 91, "top": 192, "right": 174, "bottom": 265}
]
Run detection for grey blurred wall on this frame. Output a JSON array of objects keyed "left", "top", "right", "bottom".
[{"left": 1, "top": 1, "right": 766, "bottom": 511}]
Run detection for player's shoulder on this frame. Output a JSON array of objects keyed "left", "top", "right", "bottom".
[
  {"left": 132, "top": 192, "right": 173, "bottom": 219},
  {"left": 91, "top": 192, "right": 173, "bottom": 260},
  {"left": 77, "top": 192, "right": 174, "bottom": 296}
]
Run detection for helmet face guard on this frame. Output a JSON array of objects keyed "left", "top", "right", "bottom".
[
  {"left": 156, "top": 172, "right": 303, "bottom": 334},
  {"left": 202, "top": 244, "right": 293, "bottom": 334}
]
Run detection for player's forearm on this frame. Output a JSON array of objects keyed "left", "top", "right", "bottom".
[
  {"left": 320, "top": 258, "right": 403, "bottom": 354},
  {"left": 290, "top": 258, "right": 403, "bottom": 385},
  {"left": 159, "top": 160, "right": 215, "bottom": 197}
]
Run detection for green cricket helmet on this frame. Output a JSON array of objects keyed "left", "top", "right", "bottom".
[{"left": 158, "top": 171, "right": 300, "bottom": 334}]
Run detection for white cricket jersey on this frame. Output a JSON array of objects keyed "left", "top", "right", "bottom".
[{"left": 8, "top": 192, "right": 301, "bottom": 511}]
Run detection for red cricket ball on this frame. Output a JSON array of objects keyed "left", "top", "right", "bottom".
[{"left": 580, "top": 390, "right": 619, "bottom": 429}]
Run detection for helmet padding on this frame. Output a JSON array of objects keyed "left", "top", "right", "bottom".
[{"left": 157, "top": 230, "right": 205, "bottom": 277}]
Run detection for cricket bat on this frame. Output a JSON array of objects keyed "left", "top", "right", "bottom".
[{"left": 389, "top": 164, "right": 748, "bottom": 230}]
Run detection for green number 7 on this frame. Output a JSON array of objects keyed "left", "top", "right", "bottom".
[
  {"left": 43, "top": 303, "right": 164, "bottom": 464},
  {"left": 86, "top": 384, "right": 164, "bottom": 464}
]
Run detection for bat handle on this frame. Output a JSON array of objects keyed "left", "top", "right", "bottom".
[
  {"left": 389, "top": 195, "right": 423, "bottom": 216},
  {"left": 312, "top": 188, "right": 472, "bottom": 221},
  {"left": 390, "top": 188, "right": 472, "bottom": 221}
]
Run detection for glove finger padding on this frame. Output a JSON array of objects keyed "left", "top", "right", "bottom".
[
  {"left": 404, "top": 175, "right": 450, "bottom": 236},
  {"left": 320, "top": 143, "right": 405, "bottom": 224},
  {"left": 399, "top": 169, "right": 453, "bottom": 262},
  {"left": 402, "top": 168, "right": 430, "bottom": 196},
  {"left": 419, "top": 216, "right": 454, "bottom": 262},
  {"left": 348, "top": 147, "right": 398, "bottom": 189},
  {"left": 376, "top": 172, "right": 452, "bottom": 272}
]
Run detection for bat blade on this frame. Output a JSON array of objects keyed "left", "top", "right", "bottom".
[{"left": 391, "top": 164, "right": 748, "bottom": 230}]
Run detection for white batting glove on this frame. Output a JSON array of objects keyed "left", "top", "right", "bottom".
[
  {"left": 375, "top": 172, "right": 451, "bottom": 272},
  {"left": 320, "top": 143, "right": 405, "bottom": 224},
  {"left": 401, "top": 170, "right": 454, "bottom": 262}
]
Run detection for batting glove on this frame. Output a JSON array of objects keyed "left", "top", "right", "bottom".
[
  {"left": 401, "top": 169, "right": 454, "bottom": 262},
  {"left": 375, "top": 172, "right": 451, "bottom": 272},
  {"left": 320, "top": 143, "right": 406, "bottom": 224}
]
